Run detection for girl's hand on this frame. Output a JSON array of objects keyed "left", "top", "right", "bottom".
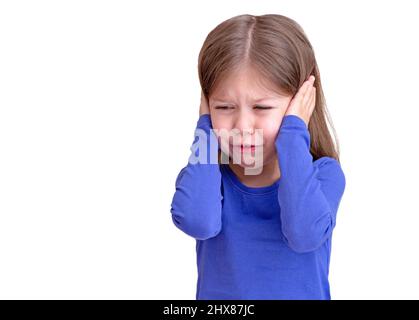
[
  {"left": 284, "top": 75, "right": 316, "bottom": 127},
  {"left": 199, "top": 90, "right": 210, "bottom": 116}
]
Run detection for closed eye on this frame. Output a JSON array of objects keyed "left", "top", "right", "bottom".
[
  {"left": 254, "top": 106, "right": 273, "bottom": 110},
  {"left": 215, "top": 106, "right": 234, "bottom": 110},
  {"left": 214, "top": 105, "right": 273, "bottom": 110}
]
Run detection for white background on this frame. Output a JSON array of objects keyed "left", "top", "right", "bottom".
[{"left": 1, "top": 0, "right": 418, "bottom": 299}]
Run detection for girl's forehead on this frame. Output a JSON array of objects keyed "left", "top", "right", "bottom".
[
  {"left": 210, "top": 84, "right": 288, "bottom": 102},
  {"left": 210, "top": 95, "right": 283, "bottom": 103},
  {"left": 211, "top": 69, "right": 288, "bottom": 100},
  {"left": 211, "top": 82, "right": 279, "bottom": 101}
]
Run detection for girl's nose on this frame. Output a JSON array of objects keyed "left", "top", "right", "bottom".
[{"left": 234, "top": 110, "right": 255, "bottom": 135}]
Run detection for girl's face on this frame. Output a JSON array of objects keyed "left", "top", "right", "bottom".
[{"left": 209, "top": 66, "right": 292, "bottom": 170}]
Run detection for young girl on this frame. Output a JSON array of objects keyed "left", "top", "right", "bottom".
[{"left": 170, "top": 13, "right": 346, "bottom": 300}]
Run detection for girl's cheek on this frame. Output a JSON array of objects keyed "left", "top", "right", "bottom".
[
  {"left": 259, "top": 122, "right": 277, "bottom": 142},
  {"left": 218, "top": 136, "right": 231, "bottom": 155}
]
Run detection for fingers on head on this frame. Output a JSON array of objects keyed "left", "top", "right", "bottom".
[
  {"left": 303, "top": 85, "right": 315, "bottom": 105},
  {"left": 308, "top": 87, "right": 316, "bottom": 111},
  {"left": 298, "top": 76, "right": 313, "bottom": 97}
]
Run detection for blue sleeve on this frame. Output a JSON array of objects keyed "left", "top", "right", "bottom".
[
  {"left": 170, "top": 114, "right": 223, "bottom": 240},
  {"left": 275, "top": 115, "right": 346, "bottom": 253}
]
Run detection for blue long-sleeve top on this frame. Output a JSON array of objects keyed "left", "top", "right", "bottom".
[{"left": 170, "top": 113, "right": 346, "bottom": 300}]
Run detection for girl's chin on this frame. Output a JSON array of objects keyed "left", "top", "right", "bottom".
[
  {"left": 236, "top": 163, "right": 262, "bottom": 169},
  {"left": 220, "top": 153, "right": 265, "bottom": 168}
]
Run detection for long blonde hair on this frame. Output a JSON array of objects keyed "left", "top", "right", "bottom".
[{"left": 198, "top": 14, "right": 341, "bottom": 162}]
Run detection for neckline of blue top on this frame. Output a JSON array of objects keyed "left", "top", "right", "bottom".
[{"left": 219, "top": 163, "right": 280, "bottom": 195}]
